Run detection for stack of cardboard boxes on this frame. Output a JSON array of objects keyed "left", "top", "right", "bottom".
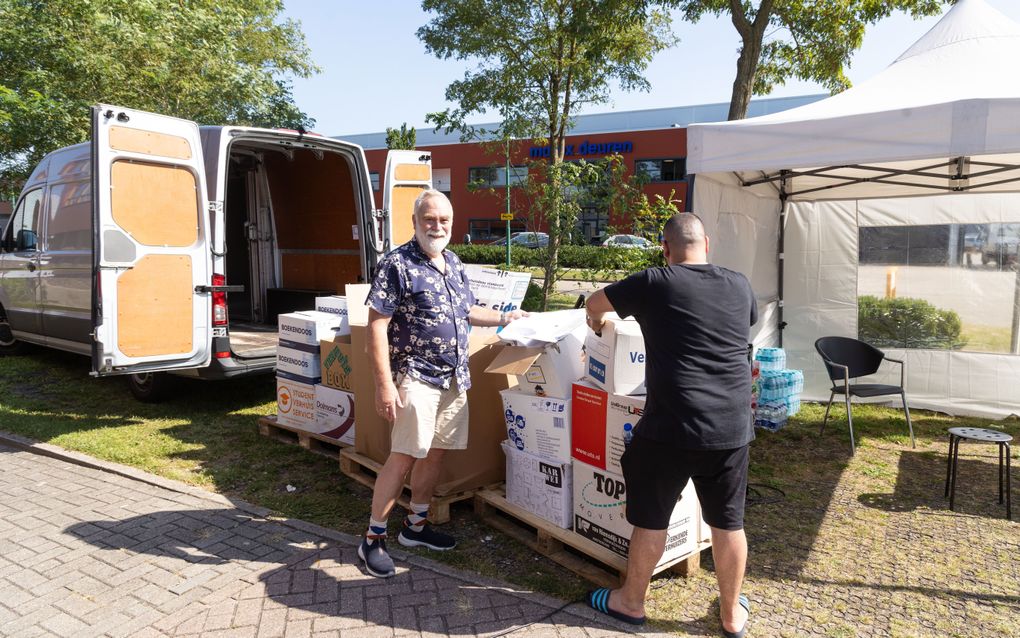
[
  {"left": 486, "top": 314, "right": 587, "bottom": 528},
  {"left": 488, "top": 311, "right": 708, "bottom": 566},
  {"left": 572, "top": 315, "right": 706, "bottom": 563},
  {"left": 275, "top": 296, "right": 355, "bottom": 445}
]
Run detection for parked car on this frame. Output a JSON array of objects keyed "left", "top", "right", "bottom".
[
  {"left": 490, "top": 232, "right": 549, "bottom": 248},
  {"left": 0, "top": 103, "right": 428, "bottom": 401},
  {"left": 602, "top": 234, "right": 658, "bottom": 250}
]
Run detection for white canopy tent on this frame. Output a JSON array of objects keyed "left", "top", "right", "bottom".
[{"left": 686, "top": 0, "right": 1020, "bottom": 417}]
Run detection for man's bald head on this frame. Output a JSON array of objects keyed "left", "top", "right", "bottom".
[{"left": 661, "top": 213, "right": 709, "bottom": 264}]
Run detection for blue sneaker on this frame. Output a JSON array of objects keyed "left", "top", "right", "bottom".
[
  {"left": 398, "top": 523, "right": 456, "bottom": 550},
  {"left": 358, "top": 537, "right": 395, "bottom": 578}
]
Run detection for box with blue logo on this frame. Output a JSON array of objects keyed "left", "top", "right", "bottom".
[
  {"left": 583, "top": 315, "right": 646, "bottom": 396},
  {"left": 500, "top": 389, "right": 572, "bottom": 462}
]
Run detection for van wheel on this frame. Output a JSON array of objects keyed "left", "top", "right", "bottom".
[
  {"left": 0, "top": 307, "right": 26, "bottom": 355},
  {"left": 127, "top": 372, "right": 177, "bottom": 403}
]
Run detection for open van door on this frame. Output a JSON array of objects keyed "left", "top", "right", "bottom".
[
  {"left": 90, "top": 105, "right": 213, "bottom": 376},
  {"left": 381, "top": 150, "right": 432, "bottom": 249}
]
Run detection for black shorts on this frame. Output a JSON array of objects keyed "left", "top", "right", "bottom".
[{"left": 620, "top": 435, "right": 749, "bottom": 531}]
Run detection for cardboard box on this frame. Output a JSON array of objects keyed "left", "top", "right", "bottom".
[
  {"left": 464, "top": 265, "right": 531, "bottom": 313},
  {"left": 351, "top": 324, "right": 513, "bottom": 496},
  {"left": 485, "top": 323, "right": 586, "bottom": 399},
  {"left": 278, "top": 310, "right": 347, "bottom": 348},
  {"left": 276, "top": 377, "right": 317, "bottom": 428},
  {"left": 345, "top": 284, "right": 370, "bottom": 326},
  {"left": 500, "top": 390, "right": 571, "bottom": 462},
  {"left": 584, "top": 316, "right": 646, "bottom": 395},
  {"left": 277, "top": 345, "right": 321, "bottom": 384},
  {"left": 572, "top": 460, "right": 704, "bottom": 561},
  {"left": 319, "top": 336, "right": 354, "bottom": 391},
  {"left": 501, "top": 441, "right": 572, "bottom": 529},
  {"left": 314, "top": 296, "right": 351, "bottom": 336},
  {"left": 571, "top": 382, "right": 645, "bottom": 475},
  {"left": 313, "top": 384, "right": 356, "bottom": 445}
]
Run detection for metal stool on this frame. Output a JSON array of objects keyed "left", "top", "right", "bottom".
[{"left": 944, "top": 427, "right": 1012, "bottom": 520}]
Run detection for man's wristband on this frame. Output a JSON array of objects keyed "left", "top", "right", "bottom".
[{"left": 499, "top": 311, "right": 507, "bottom": 326}]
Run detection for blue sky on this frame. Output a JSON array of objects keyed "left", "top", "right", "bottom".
[{"left": 282, "top": 1, "right": 1020, "bottom": 137}]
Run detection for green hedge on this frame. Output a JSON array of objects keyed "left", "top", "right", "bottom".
[
  {"left": 858, "top": 295, "right": 966, "bottom": 350},
  {"left": 447, "top": 243, "right": 663, "bottom": 271}
]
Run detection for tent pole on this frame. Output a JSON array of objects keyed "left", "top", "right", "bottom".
[
  {"left": 778, "top": 171, "right": 789, "bottom": 347},
  {"left": 1011, "top": 269, "right": 1020, "bottom": 354}
]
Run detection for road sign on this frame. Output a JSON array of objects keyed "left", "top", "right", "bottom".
[{"left": 500, "top": 213, "right": 514, "bottom": 221}]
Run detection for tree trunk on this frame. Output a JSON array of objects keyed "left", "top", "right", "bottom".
[
  {"left": 728, "top": 38, "right": 761, "bottom": 121},
  {"left": 726, "top": 0, "right": 773, "bottom": 121}
]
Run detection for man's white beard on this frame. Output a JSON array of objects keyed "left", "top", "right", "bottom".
[{"left": 418, "top": 232, "right": 450, "bottom": 256}]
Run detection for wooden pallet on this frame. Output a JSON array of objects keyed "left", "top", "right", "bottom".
[
  {"left": 257, "top": 416, "right": 350, "bottom": 460},
  {"left": 474, "top": 487, "right": 709, "bottom": 589},
  {"left": 337, "top": 448, "right": 483, "bottom": 525}
]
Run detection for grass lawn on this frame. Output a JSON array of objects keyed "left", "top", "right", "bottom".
[{"left": 1, "top": 348, "right": 1017, "bottom": 636}]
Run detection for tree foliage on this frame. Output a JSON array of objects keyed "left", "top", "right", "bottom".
[
  {"left": 418, "top": 0, "right": 677, "bottom": 306},
  {"left": 385, "top": 122, "right": 417, "bottom": 150},
  {"left": 676, "top": 0, "right": 948, "bottom": 120},
  {"left": 0, "top": 0, "right": 318, "bottom": 194}
]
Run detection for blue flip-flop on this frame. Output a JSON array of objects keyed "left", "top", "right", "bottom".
[
  {"left": 585, "top": 588, "right": 646, "bottom": 626},
  {"left": 722, "top": 593, "right": 750, "bottom": 638}
]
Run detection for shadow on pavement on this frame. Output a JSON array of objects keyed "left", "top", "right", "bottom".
[{"left": 63, "top": 507, "right": 599, "bottom": 635}]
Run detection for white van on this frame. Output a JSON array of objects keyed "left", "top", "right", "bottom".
[{"left": 0, "top": 104, "right": 431, "bottom": 400}]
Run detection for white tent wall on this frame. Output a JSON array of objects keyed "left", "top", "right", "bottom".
[
  {"left": 782, "top": 194, "right": 1020, "bottom": 419},
  {"left": 685, "top": 0, "right": 1020, "bottom": 418},
  {"left": 690, "top": 173, "right": 782, "bottom": 345}
]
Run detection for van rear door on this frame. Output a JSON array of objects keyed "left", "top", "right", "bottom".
[
  {"left": 90, "top": 105, "right": 212, "bottom": 376},
  {"left": 381, "top": 150, "right": 432, "bottom": 248}
]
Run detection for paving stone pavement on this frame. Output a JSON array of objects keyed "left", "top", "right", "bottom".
[{"left": 0, "top": 440, "right": 668, "bottom": 638}]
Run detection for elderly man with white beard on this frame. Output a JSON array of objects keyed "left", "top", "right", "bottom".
[{"left": 359, "top": 189, "right": 526, "bottom": 578}]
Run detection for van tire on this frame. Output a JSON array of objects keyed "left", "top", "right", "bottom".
[
  {"left": 0, "top": 306, "right": 27, "bottom": 356},
  {"left": 127, "top": 372, "right": 177, "bottom": 403}
]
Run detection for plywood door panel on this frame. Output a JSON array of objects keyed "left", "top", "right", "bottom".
[
  {"left": 116, "top": 254, "right": 194, "bottom": 356},
  {"left": 394, "top": 163, "right": 430, "bottom": 182},
  {"left": 109, "top": 126, "right": 192, "bottom": 159},
  {"left": 391, "top": 185, "right": 424, "bottom": 246},
  {"left": 111, "top": 161, "right": 198, "bottom": 247}
]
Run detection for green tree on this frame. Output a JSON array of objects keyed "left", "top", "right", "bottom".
[
  {"left": 385, "top": 122, "right": 417, "bottom": 150},
  {"left": 418, "top": 0, "right": 677, "bottom": 306},
  {"left": 0, "top": 0, "right": 318, "bottom": 190},
  {"left": 676, "top": 0, "right": 948, "bottom": 120}
]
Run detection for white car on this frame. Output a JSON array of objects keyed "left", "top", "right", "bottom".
[{"left": 602, "top": 234, "right": 657, "bottom": 250}]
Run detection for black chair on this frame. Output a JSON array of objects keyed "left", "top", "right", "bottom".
[{"left": 814, "top": 336, "right": 915, "bottom": 455}]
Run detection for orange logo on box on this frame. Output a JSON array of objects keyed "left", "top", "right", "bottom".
[{"left": 278, "top": 386, "right": 292, "bottom": 413}]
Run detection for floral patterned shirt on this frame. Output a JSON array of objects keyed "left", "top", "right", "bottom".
[{"left": 367, "top": 239, "right": 476, "bottom": 391}]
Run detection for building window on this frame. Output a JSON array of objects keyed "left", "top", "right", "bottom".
[
  {"left": 369, "top": 172, "right": 380, "bottom": 191},
  {"left": 467, "top": 165, "right": 528, "bottom": 189},
  {"left": 634, "top": 158, "right": 686, "bottom": 182},
  {"left": 468, "top": 218, "right": 526, "bottom": 242}
]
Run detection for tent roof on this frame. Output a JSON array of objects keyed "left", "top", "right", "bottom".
[{"left": 687, "top": 0, "right": 1020, "bottom": 200}]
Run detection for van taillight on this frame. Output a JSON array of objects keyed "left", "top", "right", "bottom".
[{"left": 212, "top": 274, "right": 228, "bottom": 326}]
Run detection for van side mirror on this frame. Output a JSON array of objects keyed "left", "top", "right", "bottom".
[{"left": 15, "top": 229, "right": 37, "bottom": 252}]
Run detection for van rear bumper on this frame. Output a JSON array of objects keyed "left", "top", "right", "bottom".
[{"left": 171, "top": 354, "right": 276, "bottom": 380}]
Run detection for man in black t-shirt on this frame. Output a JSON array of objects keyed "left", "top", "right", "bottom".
[{"left": 583, "top": 213, "right": 757, "bottom": 637}]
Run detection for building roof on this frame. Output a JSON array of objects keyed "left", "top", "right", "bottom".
[{"left": 335, "top": 94, "right": 826, "bottom": 150}]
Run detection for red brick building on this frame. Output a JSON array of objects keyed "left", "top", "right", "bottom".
[{"left": 338, "top": 95, "right": 821, "bottom": 244}]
